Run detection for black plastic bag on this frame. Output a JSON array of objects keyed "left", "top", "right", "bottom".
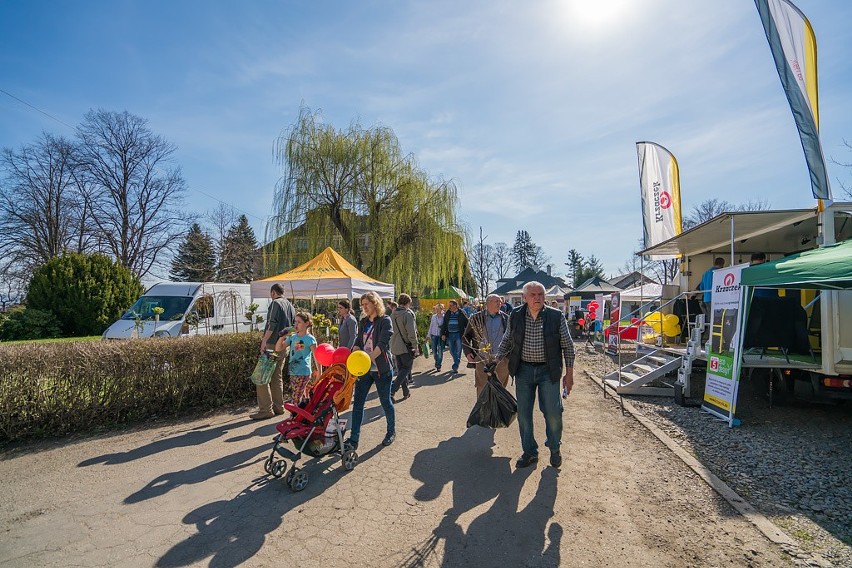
[{"left": 467, "top": 373, "right": 518, "bottom": 429}]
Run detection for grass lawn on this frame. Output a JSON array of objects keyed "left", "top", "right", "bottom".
[{"left": 0, "top": 336, "right": 101, "bottom": 346}]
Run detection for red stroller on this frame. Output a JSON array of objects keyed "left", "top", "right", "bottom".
[{"left": 263, "top": 363, "right": 358, "bottom": 491}]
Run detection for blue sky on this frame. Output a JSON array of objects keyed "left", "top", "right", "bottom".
[{"left": 2, "top": 0, "right": 852, "bottom": 280}]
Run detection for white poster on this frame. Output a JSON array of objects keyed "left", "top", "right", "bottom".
[{"left": 702, "top": 264, "right": 748, "bottom": 424}]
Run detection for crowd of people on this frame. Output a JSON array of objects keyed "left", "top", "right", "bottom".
[{"left": 250, "top": 281, "right": 575, "bottom": 469}]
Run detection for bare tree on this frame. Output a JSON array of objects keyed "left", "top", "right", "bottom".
[
  {"left": 77, "top": 109, "right": 188, "bottom": 278},
  {"left": 492, "top": 242, "right": 512, "bottom": 280},
  {"left": 206, "top": 202, "right": 238, "bottom": 260},
  {"left": 469, "top": 227, "right": 494, "bottom": 297},
  {"left": 831, "top": 138, "right": 852, "bottom": 198},
  {"left": 0, "top": 133, "right": 95, "bottom": 283},
  {"left": 683, "top": 197, "right": 771, "bottom": 229}
]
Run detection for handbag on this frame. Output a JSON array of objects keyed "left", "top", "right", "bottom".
[
  {"left": 250, "top": 353, "right": 277, "bottom": 385},
  {"left": 421, "top": 341, "right": 431, "bottom": 358}
]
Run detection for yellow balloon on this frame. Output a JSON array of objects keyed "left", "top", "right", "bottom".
[
  {"left": 662, "top": 322, "right": 680, "bottom": 337},
  {"left": 649, "top": 321, "right": 662, "bottom": 333},
  {"left": 664, "top": 314, "right": 679, "bottom": 327},
  {"left": 346, "top": 350, "right": 372, "bottom": 377},
  {"left": 643, "top": 311, "right": 663, "bottom": 325}
]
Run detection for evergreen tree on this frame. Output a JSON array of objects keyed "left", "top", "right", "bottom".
[
  {"left": 583, "top": 255, "right": 606, "bottom": 280},
  {"left": 171, "top": 223, "right": 216, "bottom": 281},
  {"left": 26, "top": 253, "right": 143, "bottom": 336},
  {"left": 565, "top": 249, "right": 585, "bottom": 287},
  {"left": 218, "top": 215, "right": 260, "bottom": 283},
  {"left": 511, "top": 230, "right": 536, "bottom": 271}
]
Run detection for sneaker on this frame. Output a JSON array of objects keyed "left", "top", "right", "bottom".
[
  {"left": 516, "top": 453, "right": 538, "bottom": 468},
  {"left": 249, "top": 411, "right": 275, "bottom": 420},
  {"left": 343, "top": 438, "right": 359, "bottom": 451},
  {"left": 550, "top": 450, "right": 562, "bottom": 468},
  {"left": 407, "top": 378, "right": 415, "bottom": 386},
  {"left": 382, "top": 432, "right": 396, "bottom": 446}
]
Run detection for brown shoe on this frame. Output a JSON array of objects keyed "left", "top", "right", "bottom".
[
  {"left": 250, "top": 411, "right": 275, "bottom": 420},
  {"left": 273, "top": 408, "right": 285, "bottom": 416}
]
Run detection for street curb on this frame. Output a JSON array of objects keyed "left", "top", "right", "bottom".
[{"left": 583, "top": 370, "right": 800, "bottom": 553}]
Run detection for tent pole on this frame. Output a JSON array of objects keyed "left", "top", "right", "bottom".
[{"left": 730, "top": 214, "right": 735, "bottom": 264}]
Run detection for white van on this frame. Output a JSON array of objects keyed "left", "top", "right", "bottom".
[{"left": 103, "top": 282, "right": 268, "bottom": 339}]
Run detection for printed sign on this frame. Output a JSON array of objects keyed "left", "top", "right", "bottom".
[{"left": 702, "top": 263, "right": 748, "bottom": 424}]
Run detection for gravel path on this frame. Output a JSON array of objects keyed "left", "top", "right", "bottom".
[{"left": 577, "top": 345, "right": 852, "bottom": 568}]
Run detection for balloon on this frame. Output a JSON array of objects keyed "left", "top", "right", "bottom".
[
  {"left": 588, "top": 301, "right": 599, "bottom": 310},
  {"left": 577, "top": 318, "right": 585, "bottom": 326},
  {"left": 630, "top": 317, "right": 639, "bottom": 324},
  {"left": 332, "top": 346, "right": 351, "bottom": 365},
  {"left": 346, "top": 350, "right": 372, "bottom": 377},
  {"left": 663, "top": 322, "right": 681, "bottom": 337},
  {"left": 588, "top": 311, "right": 597, "bottom": 320},
  {"left": 315, "top": 343, "right": 335, "bottom": 366},
  {"left": 664, "top": 314, "right": 680, "bottom": 327}
]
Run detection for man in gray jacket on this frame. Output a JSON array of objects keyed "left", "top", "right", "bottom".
[
  {"left": 337, "top": 299, "right": 358, "bottom": 349},
  {"left": 253, "top": 283, "right": 296, "bottom": 420},
  {"left": 390, "top": 294, "right": 418, "bottom": 400}
]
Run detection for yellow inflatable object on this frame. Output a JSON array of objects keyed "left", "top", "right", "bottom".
[{"left": 346, "top": 350, "right": 372, "bottom": 377}]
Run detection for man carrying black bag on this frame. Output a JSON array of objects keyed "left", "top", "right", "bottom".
[
  {"left": 495, "top": 281, "right": 575, "bottom": 469},
  {"left": 466, "top": 364, "right": 518, "bottom": 429}
]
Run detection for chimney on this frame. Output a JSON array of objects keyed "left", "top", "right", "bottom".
[{"left": 547, "top": 264, "right": 552, "bottom": 276}]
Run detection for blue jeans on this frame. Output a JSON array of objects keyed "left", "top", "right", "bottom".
[
  {"left": 446, "top": 332, "right": 462, "bottom": 371},
  {"left": 349, "top": 370, "right": 395, "bottom": 444},
  {"left": 515, "top": 362, "right": 563, "bottom": 456},
  {"left": 430, "top": 334, "right": 445, "bottom": 369}
]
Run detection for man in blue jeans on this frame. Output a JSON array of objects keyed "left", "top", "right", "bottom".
[
  {"left": 496, "top": 281, "right": 575, "bottom": 469},
  {"left": 440, "top": 300, "right": 469, "bottom": 375}
]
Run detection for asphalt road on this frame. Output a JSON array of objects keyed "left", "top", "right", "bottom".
[{"left": 0, "top": 356, "right": 791, "bottom": 567}]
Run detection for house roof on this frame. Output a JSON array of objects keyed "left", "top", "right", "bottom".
[
  {"left": 608, "top": 271, "right": 657, "bottom": 289},
  {"left": 567, "top": 276, "right": 622, "bottom": 296},
  {"left": 491, "top": 267, "right": 568, "bottom": 296}
]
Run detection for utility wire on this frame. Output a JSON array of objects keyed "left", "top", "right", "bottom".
[{"left": 1, "top": 87, "right": 76, "bottom": 130}]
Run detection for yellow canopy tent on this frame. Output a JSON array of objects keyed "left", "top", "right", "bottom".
[{"left": 250, "top": 247, "right": 395, "bottom": 300}]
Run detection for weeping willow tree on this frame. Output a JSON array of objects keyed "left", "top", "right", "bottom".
[{"left": 265, "top": 106, "right": 472, "bottom": 293}]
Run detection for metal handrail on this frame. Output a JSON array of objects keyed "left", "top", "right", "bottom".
[{"left": 611, "top": 290, "right": 705, "bottom": 388}]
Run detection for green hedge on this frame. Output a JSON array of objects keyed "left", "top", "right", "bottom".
[{"left": 0, "top": 333, "right": 261, "bottom": 442}]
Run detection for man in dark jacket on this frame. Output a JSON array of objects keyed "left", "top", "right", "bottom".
[
  {"left": 390, "top": 294, "right": 418, "bottom": 400},
  {"left": 252, "top": 283, "right": 296, "bottom": 420},
  {"left": 496, "top": 281, "right": 575, "bottom": 469},
  {"left": 440, "top": 300, "right": 469, "bottom": 374},
  {"left": 463, "top": 294, "right": 510, "bottom": 396}
]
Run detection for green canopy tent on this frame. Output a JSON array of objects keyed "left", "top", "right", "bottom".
[
  {"left": 741, "top": 239, "right": 852, "bottom": 290},
  {"left": 730, "top": 240, "right": 852, "bottom": 410}
]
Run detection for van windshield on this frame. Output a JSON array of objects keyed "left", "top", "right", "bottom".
[{"left": 122, "top": 296, "right": 193, "bottom": 321}]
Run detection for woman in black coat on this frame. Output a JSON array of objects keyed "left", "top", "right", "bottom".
[{"left": 345, "top": 291, "right": 396, "bottom": 450}]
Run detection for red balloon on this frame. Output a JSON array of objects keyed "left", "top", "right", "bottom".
[
  {"left": 577, "top": 318, "right": 585, "bottom": 326},
  {"left": 589, "top": 311, "right": 597, "bottom": 319},
  {"left": 588, "top": 301, "right": 599, "bottom": 310},
  {"left": 315, "top": 343, "right": 335, "bottom": 366},
  {"left": 631, "top": 317, "right": 639, "bottom": 324},
  {"left": 332, "top": 346, "right": 351, "bottom": 365}
]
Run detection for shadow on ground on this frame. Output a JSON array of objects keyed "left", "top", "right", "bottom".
[
  {"left": 78, "top": 418, "right": 257, "bottom": 467},
  {"left": 399, "top": 427, "right": 561, "bottom": 567},
  {"left": 152, "top": 437, "right": 386, "bottom": 567}
]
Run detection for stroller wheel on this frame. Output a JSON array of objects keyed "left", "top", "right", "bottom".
[
  {"left": 342, "top": 449, "right": 358, "bottom": 471},
  {"left": 271, "top": 460, "right": 288, "bottom": 479},
  {"left": 288, "top": 469, "right": 309, "bottom": 492},
  {"left": 263, "top": 456, "right": 274, "bottom": 475}
]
